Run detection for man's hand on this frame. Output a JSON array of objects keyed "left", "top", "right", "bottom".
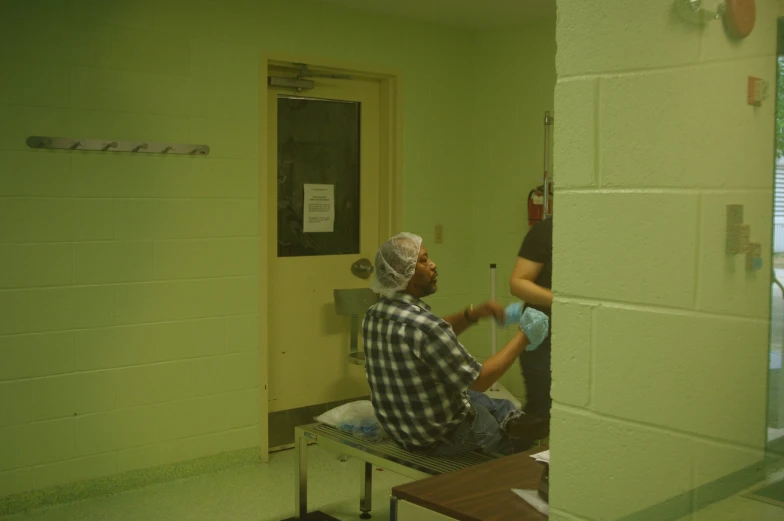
[
  {"left": 444, "top": 301, "right": 504, "bottom": 336},
  {"left": 471, "top": 301, "right": 505, "bottom": 323}
]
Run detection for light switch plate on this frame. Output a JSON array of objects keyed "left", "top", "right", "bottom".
[
  {"left": 434, "top": 224, "right": 444, "bottom": 244},
  {"left": 727, "top": 224, "right": 750, "bottom": 254},
  {"left": 726, "top": 204, "right": 743, "bottom": 227},
  {"left": 726, "top": 205, "right": 747, "bottom": 254}
]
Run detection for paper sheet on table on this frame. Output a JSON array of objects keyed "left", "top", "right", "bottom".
[
  {"left": 303, "top": 184, "right": 335, "bottom": 233},
  {"left": 511, "top": 489, "right": 549, "bottom": 516},
  {"left": 530, "top": 449, "right": 549, "bottom": 463}
]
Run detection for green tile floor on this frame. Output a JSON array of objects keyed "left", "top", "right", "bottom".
[
  {"left": 2, "top": 446, "right": 411, "bottom": 521},
  {"left": 6, "top": 444, "right": 783, "bottom": 521}
]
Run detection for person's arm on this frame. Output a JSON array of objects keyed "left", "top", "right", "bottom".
[
  {"left": 417, "top": 325, "right": 483, "bottom": 393},
  {"left": 470, "top": 329, "right": 529, "bottom": 392},
  {"left": 443, "top": 301, "right": 504, "bottom": 336},
  {"left": 509, "top": 257, "right": 553, "bottom": 308}
]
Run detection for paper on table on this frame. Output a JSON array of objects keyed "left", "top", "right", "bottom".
[
  {"left": 530, "top": 449, "right": 549, "bottom": 463},
  {"left": 511, "top": 489, "right": 549, "bottom": 516}
]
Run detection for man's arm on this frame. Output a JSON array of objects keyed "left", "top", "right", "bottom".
[
  {"left": 509, "top": 257, "right": 553, "bottom": 308},
  {"left": 469, "top": 329, "right": 529, "bottom": 392},
  {"left": 443, "top": 301, "right": 504, "bottom": 336}
]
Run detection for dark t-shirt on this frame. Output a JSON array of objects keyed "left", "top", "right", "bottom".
[{"left": 517, "top": 217, "right": 553, "bottom": 319}]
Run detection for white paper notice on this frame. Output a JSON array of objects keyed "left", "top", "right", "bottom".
[
  {"left": 303, "top": 184, "right": 335, "bottom": 233},
  {"left": 530, "top": 449, "right": 550, "bottom": 464}
]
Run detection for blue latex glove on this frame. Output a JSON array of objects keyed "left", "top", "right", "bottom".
[
  {"left": 520, "top": 307, "right": 550, "bottom": 352},
  {"left": 503, "top": 302, "right": 523, "bottom": 327}
]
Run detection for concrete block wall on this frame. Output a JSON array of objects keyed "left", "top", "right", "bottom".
[
  {"left": 551, "top": 1, "right": 777, "bottom": 519},
  {"left": 0, "top": 0, "right": 476, "bottom": 499}
]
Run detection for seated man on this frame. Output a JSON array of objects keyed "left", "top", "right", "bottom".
[{"left": 362, "top": 232, "right": 549, "bottom": 455}]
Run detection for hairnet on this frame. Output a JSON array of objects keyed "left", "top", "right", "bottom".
[{"left": 370, "top": 232, "right": 423, "bottom": 298}]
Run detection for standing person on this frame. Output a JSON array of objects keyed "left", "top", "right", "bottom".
[{"left": 510, "top": 216, "right": 553, "bottom": 425}]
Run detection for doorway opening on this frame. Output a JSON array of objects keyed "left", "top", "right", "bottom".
[{"left": 258, "top": 59, "right": 402, "bottom": 454}]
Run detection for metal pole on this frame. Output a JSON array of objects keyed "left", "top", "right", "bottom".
[
  {"left": 490, "top": 263, "right": 498, "bottom": 392},
  {"left": 360, "top": 462, "right": 373, "bottom": 518},
  {"left": 543, "top": 111, "right": 554, "bottom": 217},
  {"left": 294, "top": 431, "right": 308, "bottom": 520}
]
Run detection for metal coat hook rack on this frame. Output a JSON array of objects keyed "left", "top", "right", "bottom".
[{"left": 26, "top": 136, "right": 210, "bottom": 156}]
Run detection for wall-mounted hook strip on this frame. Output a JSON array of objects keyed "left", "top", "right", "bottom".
[
  {"left": 25, "top": 136, "right": 51, "bottom": 148},
  {"left": 26, "top": 136, "right": 210, "bottom": 156}
]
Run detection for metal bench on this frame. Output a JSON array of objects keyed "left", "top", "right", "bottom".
[{"left": 286, "top": 423, "right": 500, "bottom": 521}]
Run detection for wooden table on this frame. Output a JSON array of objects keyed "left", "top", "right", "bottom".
[{"left": 390, "top": 447, "right": 548, "bottom": 521}]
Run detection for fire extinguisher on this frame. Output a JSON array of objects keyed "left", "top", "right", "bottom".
[{"left": 527, "top": 185, "right": 553, "bottom": 228}]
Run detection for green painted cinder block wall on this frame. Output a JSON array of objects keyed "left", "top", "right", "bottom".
[
  {"left": 0, "top": 0, "right": 475, "bottom": 498},
  {"left": 3, "top": 0, "right": 777, "bottom": 515},
  {"left": 550, "top": 1, "right": 778, "bottom": 520},
  {"left": 0, "top": 0, "right": 556, "bottom": 499}
]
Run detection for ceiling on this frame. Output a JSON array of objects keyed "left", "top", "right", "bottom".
[{"left": 314, "top": 0, "right": 556, "bottom": 30}]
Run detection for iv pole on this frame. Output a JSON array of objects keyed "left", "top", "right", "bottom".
[
  {"left": 486, "top": 262, "right": 522, "bottom": 409},
  {"left": 484, "top": 112, "right": 555, "bottom": 409},
  {"left": 543, "top": 111, "right": 554, "bottom": 217},
  {"left": 489, "top": 263, "right": 499, "bottom": 392}
]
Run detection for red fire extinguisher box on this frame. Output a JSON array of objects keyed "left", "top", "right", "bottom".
[{"left": 527, "top": 185, "right": 553, "bottom": 228}]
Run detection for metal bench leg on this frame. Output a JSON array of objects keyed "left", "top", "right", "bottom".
[
  {"left": 294, "top": 432, "right": 308, "bottom": 520},
  {"left": 360, "top": 461, "right": 372, "bottom": 519},
  {"left": 390, "top": 495, "right": 399, "bottom": 521}
]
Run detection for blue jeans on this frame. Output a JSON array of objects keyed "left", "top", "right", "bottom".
[{"left": 429, "top": 391, "right": 522, "bottom": 456}]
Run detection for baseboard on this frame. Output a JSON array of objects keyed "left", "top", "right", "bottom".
[
  {"left": 617, "top": 452, "right": 783, "bottom": 521},
  {"left": 768, "top": 434, "right": 784, "bottom": 459},
  {"left": 280, "top": 511, "right": 342, "bottom": 521},
  {"left": 0, "top": 446, "right": 261, "bottom": 517}
]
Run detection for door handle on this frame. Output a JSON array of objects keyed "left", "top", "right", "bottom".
[{"left": 351, "top": 258, "right": 374, "bottom": 279}]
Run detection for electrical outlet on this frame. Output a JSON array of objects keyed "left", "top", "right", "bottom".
[
  {"left": 746, "top": 243, "right": 763, "bottom": 271},
  {"left": 434, "top": 224, "right": 444, "bottom": 244}
]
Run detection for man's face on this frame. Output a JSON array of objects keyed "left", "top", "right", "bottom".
[{"left": 406, "top": 246, "right": 438, "bottom": 298}]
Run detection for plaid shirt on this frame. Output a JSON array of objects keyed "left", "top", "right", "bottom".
[{"left": 362, "top": 293, "right": 482, "bottom": 448}]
